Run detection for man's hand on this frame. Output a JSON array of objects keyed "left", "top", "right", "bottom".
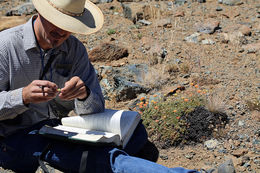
[
  {"left": 22, "top": 80, "right": 58, "bottom": 105},
  {"left": 59, "top": 76, "right": 87, "bottom": 101}
]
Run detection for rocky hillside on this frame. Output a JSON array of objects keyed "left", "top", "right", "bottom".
[{"left": 0, "top": 0, "right": 259, "bottom": 172}]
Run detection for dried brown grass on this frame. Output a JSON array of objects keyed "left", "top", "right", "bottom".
[{"left": 205, "top": 94, "right": 226, "bottom": 114}]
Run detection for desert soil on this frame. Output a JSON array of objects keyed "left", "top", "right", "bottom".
[{"left": 0, "top": 0, "right": 259, "bottom": 173}]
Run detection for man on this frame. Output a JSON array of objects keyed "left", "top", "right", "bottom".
[
  {"left": 0, "top": 0, "right": 230, "bottom": 173},
  {"left": 0, "top": 0, "right": 148, "bottom": 172}
]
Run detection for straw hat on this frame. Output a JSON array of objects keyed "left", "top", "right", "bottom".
[{"left": 32, "top": 0, "right": 104, "bottom": 35}]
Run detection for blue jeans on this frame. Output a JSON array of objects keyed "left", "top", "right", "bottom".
[
  {"left": 110, "top": 148, "right": 198, "bottom": 173},
  {"left": 0, "top": 119, "right": 198, "bottom": 173}
]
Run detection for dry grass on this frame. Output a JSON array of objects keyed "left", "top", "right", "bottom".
[
  {"left": 179, "top": 62, "right": 191, "bottom": 74},
  {"left": 164, "top": 63, "right": 179, "bottom": 74},
  {"left": 142, "top": 65, "right": 169, "bottom": 88},
  {"left": 205, "top": 94, "right": 226, "bottom": 114}
]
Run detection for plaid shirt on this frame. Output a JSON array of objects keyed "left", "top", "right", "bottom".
[{"left": 0, "top": 16, "right": 104, "bottom": 136}]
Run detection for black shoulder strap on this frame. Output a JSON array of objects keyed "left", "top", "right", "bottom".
[{"left": 39, "top": 54, "right": 56, "bottom": 80}]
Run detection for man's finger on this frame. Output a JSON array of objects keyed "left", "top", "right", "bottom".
[
  {"left": 61, "top": 78, "right": 85, "bottom": 96},
  {"left": 59, "top": 86, "right": 86, "bottom": 100},
  {"left": 35, "top": 80, "right": 58, "bottom": 90}
]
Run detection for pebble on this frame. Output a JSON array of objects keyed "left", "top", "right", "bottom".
[
  {"left": 241, "top": 156, "right": 250, "bottom": 164},
  {"left": 232, "top": 149, "right": 248, "bottom": 157},
  {"left": 222, "top": 0, "right": 243, "bottom": 6},
  {"left": 204, "top": 139, "right": 219, "bottom": 150},
  {"left": 218, "top": 159, "right": 236, "bottom": 173},
  {"left": 160, "top": 155, "right": 169, "bottom": 160},
  {"left": 201, "top": 39, "right": 215, "bottom": 45},
  {"left": 174, "top": 0, "right": 187, "bottom": 6},
  {"left": 218, "top": 149, "right": 228, "bottom": 153},
  {"left": 238, "top": 120, "right": 245, "bottom": 127},
  {"left": 216, "top": 7, "right": 223, "bottom": 11},
  {"left": 137, "top": 20, "right": 152, "bottom": 26},
  {"left": 184, "top": 152, "right": 195, "bottom": 159},
  {"left": 252, "top": 138, "right": 260, "bottom": 145},
  {"left": 184, "top": 33, "right": 200, "bottom": 43},
  {"left": 243, "top": 163, "right": 250, "bottom": 168}
]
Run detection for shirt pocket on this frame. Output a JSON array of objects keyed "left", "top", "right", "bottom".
[
  {"left": 54, "top": 63, "right": 72, "bottom": 77},
  {"left": 53, "top": 63, "right": 73, "bottom": 88}
]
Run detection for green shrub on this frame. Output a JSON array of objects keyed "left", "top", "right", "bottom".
[
  {"left": 141, "top": 92, "right": 204, "bottom": 147},
  {"left": 138, "top": 84, "right": 228, "bottom": 148},
  {"left": 107, "top": 28, "right": 116, "bottom": 35}
]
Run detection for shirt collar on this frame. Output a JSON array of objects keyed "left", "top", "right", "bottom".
[
  {"left": 23, "top": 15, "right": 38, "bottom": 51},
  {"left": 23, "top": 15, "right": 68, "bottom": 54}
]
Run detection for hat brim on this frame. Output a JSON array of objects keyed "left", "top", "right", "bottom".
[{"left": 32, "top": 0, "right": 104, "bottom": 35}]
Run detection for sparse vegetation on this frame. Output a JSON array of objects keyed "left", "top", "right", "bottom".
[
  {"left": 179, "top": 62, "right": 191, "bottom": 74},
  {"left": 205, "top": 94, "right": 226, "bottom": 114},
  {"left": 107, "top": 28, "right": 116, "bottom": 35},
  {"left": 137, "top": 33, "right": 143, "bottom": 39}
]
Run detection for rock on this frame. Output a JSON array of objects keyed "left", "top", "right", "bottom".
[
  {"left": 201, "top": 39, "right": 215, "bottom": 45},
  {"left": 197, "top": 0, "right": 206, "bottom": 3},
  {"left": 232, "top": 149, "right": 248, "bottom": 157},
  {"left": 122, "top": 2, "right": 163, "bottom": 23},
  {"left": 184, "top": 32, "right": 201, "bottom": 43},
  {"left": 238, "top": 120, "right": 245, "bottom": 126},
  {"left": 217, "top": 159, "right": 236, "bottom": 173},
  {"left": 241, "top": 156, "right": 250, "bottom": 165},
  {"left": 91, "top": 0, "right": 113, "bottom": 3},
  {"left": 159, "top": 154, "right": 168, "bottom": 160},
  {"left": 98, "top": 63, "right": 151, "bottom": 101},
  {"left": 222, "top": 0, "right": 243, "bottom": 6},
  {"left": 216, "top": 7, "right": 223, "bottom": 11},
  {"left": 6, "top": 2, "right": 36, "bottom": 16},
  {"left": 252, "top": 138, "right": 260, "bottom": 145},
  {"left": 174, "top": 11, "right": 185, "bottom": 17},
  {"left": 174, "top": 0, "right": 187, "bottom": 6},
  {"left": 0, "top": 16, "right": 27, "bottom": 31},
  {"left": 184, "top": 152, "right": 196, "bottom": 159},
  {"left": 137, "top": 19, "right": 152, "bottom": 26},
  {"left": 222, "top": 32, "right": 244, "bottom": 45},
  {"left": 155, "top": 18, "right": 172, "bottom": 28},
  {"left": 204, "top": 139, "right": 219, "bottom": 150},
  {"left": 242, "top": 42, "right": 260, "bottom": 53},
  {"left": 88, "top": 43, "right": 129, "bottom": 62},
  {"left": 114, "top": 76, "right": 150, "bottom": 101},
  {"left": 121, "top": 2, "right": 146, "bottom": 23},
  {"left": 194, "top": 18, "right": 220, "bottom": 34},
  {"left": 239, "top": 25, "right": 251, "bottom": 36},
  {"left": 233, "top": 140, "right": 241, "bottom": 147},
  {"left": 117, "top": 0, "right": 142, "bottom": 2}
]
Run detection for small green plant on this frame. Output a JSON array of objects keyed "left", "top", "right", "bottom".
[
  {"left": 107, "top": 28, "right": 116, "bottom": 35},
  {"left": 137, "top": 33, "right": 142, "bottom": 39},
  {"left": 139, "top": 89, "right": 205, "bottom": 147}
]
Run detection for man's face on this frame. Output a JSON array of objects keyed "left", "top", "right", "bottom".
[{"left": 38, "top": 15, "right": 71, "bottom": 49}]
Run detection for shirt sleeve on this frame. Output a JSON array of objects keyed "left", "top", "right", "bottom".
[
  {"left": 71, "top": 41, "right": 105, "bottom": 115},
  {"left": 0, "top": 51, "right": 29, "bottom": 121}
]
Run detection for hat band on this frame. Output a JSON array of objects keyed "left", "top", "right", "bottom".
[{"left": 47, "top": 0, "right": 85, "bottom": 17}]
